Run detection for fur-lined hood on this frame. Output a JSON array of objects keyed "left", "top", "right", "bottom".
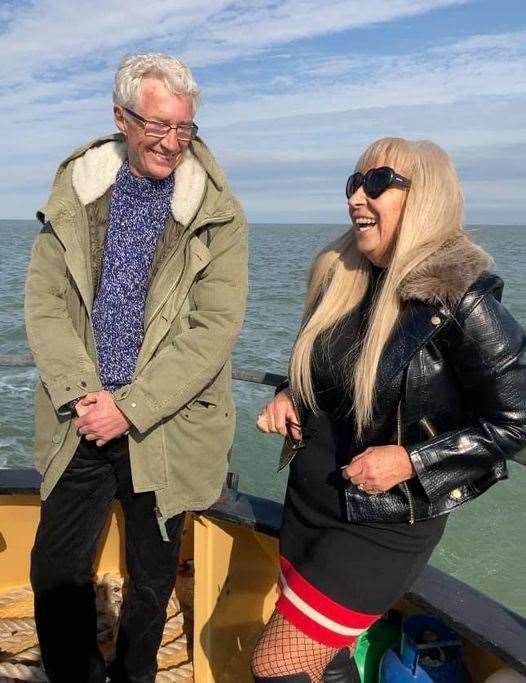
[
  {"left": 42, "top": 133, "right": 229, "bottom": 229},
  {"left": 398, "top": 233, "right": 492, "bottom": 306}
]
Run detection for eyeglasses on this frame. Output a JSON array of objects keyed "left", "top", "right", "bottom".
[
  {"left": 346, "top": 166, "right": 411, "bottom": 200},
  {"left": 123, "top": 107, "right": 199, "bottom": 142}
]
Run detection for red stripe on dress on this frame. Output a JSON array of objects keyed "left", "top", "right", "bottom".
[
  {"left": 276, "top": 592, "right": 360, "bottom": 648},
  {"left": 280, "top": 556, "right": 380, "bottom": 629}
]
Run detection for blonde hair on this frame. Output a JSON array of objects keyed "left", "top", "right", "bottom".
[
  {"left": 289, "top": 138, "right": 464, "bottom": 437},
  {"left": 113, "top": 53, "right": 201, "bottom": 114}
]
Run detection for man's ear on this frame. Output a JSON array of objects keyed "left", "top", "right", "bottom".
[{"left": 114, "top": 105, "right": 127, "bottom": 135}]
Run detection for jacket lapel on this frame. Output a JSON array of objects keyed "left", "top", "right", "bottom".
[{"left": 375, "top": 302, "right": 446, "bottom": 395}]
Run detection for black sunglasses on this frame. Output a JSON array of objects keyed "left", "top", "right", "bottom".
[{"left": 346, "top": 166, "right": 411, "bottom": 200}]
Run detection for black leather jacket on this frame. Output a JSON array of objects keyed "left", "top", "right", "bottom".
[{"left": 280, "top": 235, "right": 526, "bottom": 523}]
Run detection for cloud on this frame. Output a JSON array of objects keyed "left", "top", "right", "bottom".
[
  {"left": 198, "top": 29, "right": 526, "bottom": 126},
  {"left": 182, "top": 0, "right": 469, "bottom": 65},
  {"left": 1, "top": 0, "right": 468, "bottom": 83},
  {"left": 0, "top": 1, "right": 524, "bottom": 223}
]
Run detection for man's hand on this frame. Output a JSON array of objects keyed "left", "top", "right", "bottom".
[
  {"left": 341, "top": 445, "right": 415, "bottom": 494},
  {"left": 74, "top": 390, "right": 130, "bottom": 447},
  {"left": 74, "top": 394, "right": 97, "bottom": 418},
  {"left": 256, "top": 388, "right": 301, "bottom": 441}
]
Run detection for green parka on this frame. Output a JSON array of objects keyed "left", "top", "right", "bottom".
[{"left": 25, "top": 134, "right": 248, "bottom": 530}]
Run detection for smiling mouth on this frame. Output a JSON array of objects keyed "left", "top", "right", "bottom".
[
  {"left": 353, "top": 217, "right": 377, "bottom": 232},
  {"left": 151, "top": 150, "right": 176, "bottom": 162}
]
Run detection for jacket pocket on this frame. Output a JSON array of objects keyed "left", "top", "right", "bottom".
[
  {"left": 163, "top": 392, "right": 235, "bottom": 503},
  {"left": 128, "top": 424, "right": 168, "bottom": 492},
  {"left": 34, "top": 380, "right": 72, "bottom": 474},
  {"left": 35, "top": 418, "right": 71, "bottom": 475}
]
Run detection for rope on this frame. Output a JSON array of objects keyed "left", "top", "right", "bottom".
[
  {"left": 0, "top": 576, "right": 192, "bottom": 682},
  {"left": 0, "top": 621, "right": 35, "bottom": 637},
  {"left": 95, "top": 573, "right": 123, "bottom": 640},
  {"left": 0, "top": 633, "right": 38, "bottom": 660},
  {"left": 12, "top": 648, "right": 41, "bottom": 664},
  {"left": 157, "top": 639, "right": 189, "bottom": 670},
  {"left": 0, "top": 589, "right": 32, "bottom": 609},
  {"left": 0, "top": 663, "right": 47, "bottom": 681},
  {"left": 0, "top": 589, "right": 34, "bottom": 623},
  {"left": 162, "top": 614, "right": 184, "bottom": 643},
  {"left": 156, "top": 669, "right": 192, "bottom": 682},
  {"left": 166, "top": 595, "right": 181, "bottom": 619}
]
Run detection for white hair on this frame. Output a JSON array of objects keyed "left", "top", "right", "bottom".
[{"left": 113, "top": 53, "right": 201, "bottom": 114}]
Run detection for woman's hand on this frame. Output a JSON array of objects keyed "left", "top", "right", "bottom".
[
  {"left": 341, "top": 445, "right": 415, "bottom": 494},
  {"left": 256, "top": 388, "right": 301, "bottom": 441}
]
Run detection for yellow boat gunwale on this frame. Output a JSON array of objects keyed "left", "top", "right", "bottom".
[{"left": 1, "top": 467, "right": 526, "bottom": 681}]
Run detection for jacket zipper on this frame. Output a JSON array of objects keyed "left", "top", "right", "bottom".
[
  {"left": 142, "top": 212, "right": 235, "bottom": 339},
  {"left": 397, "top": 402, "right": 416, "bottom": 525},
  {"left": 419, "top": 416, "right": 437, "bottom": 438}
]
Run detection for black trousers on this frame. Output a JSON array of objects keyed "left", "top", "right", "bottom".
[{"left": 30, "top": 437, "right": 184, "bottom": 683}]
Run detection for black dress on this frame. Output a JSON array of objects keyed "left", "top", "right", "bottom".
[{"left": 276, "top": 272, "right": 447, "bottom": 647}]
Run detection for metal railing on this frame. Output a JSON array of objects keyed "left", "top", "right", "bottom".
[
  {"left": 1, "top": 352, "right": 525, "bottom": 466},
  {"left": 0, "top": 354, "right": 286, "bottom": 386}
]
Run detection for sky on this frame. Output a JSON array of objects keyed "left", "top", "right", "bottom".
[{"left": 1, "top": 0, "right": 525, "bottom": 224}]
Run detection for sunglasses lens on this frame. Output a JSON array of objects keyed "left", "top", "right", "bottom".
[
  {"left": 366, "top": 167, "right": 393, "bottom": 198},
  {"left": 346, "top": 173, "right": 362, "bottom": 198}
]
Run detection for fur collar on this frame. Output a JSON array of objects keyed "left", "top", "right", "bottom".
[
  {"left": 71, "top": 140, "right": 206, "bottom": 227},
  {"left": 398, "top": 233, "right": 492, "bottom": 305}
]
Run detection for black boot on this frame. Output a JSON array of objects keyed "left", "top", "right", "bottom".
[
  {"left": 253, "top": 674, "right": 311, "bottom": 682},
  {"left": 323, "top": 648, "right": 361, "bottom": 682}
]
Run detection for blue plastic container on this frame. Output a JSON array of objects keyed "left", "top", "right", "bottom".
[{"left": 379, "top": 614, "right": 470, "bottom": 682}]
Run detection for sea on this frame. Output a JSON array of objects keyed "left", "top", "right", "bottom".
[{"left": 1, "top": 220, "right": 525, "bottom": 617}]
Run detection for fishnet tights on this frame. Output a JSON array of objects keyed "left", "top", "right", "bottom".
[{"left": 251, "top": 610, "right": 350, "bottom": 682}]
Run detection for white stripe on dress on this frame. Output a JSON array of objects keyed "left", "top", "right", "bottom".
[{"left": 279, "top": 573, "right": 368, "bottom": 637}]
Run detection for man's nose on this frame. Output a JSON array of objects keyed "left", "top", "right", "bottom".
[
  {"left": 348, "top": 184, "right": 367, "bottom": 209},
  {"left": 160, "top": 128, "right": 182, "bottom": 153}
]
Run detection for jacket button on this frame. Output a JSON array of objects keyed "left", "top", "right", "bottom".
[
  {"left": 131, "top": 402, "right": 137, "bottom": 408},
  {"left": 430, "top": 315, "right": 441, "bottom": 326},
  {"left": 65, "top": 386, "right": 71, "bottom": 391},
  {"left": 80, "top": 381, "right": 87, "bottom": 388},
  {"left": 449, "top": 488, "right": 463, "bottom": 500}
]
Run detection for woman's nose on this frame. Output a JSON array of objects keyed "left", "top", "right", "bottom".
[{"left": 348, "top": 185, "right": 366, "bottom": 209}]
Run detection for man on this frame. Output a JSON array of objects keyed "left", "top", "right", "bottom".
[{"left": 25, "top": 53, "right": 248, "bottom": 683}]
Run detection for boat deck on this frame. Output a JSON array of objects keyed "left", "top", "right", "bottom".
[{"left": 0, "top": 573, "right": 194, "bottom": 682}]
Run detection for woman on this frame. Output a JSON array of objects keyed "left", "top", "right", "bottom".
[{"left": 252, "top": 138, "right": 526, "bottom": 683}]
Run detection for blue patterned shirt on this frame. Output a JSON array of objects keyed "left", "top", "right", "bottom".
[{"left": 92, "top": 160, "right": 174, "bottom": 391}]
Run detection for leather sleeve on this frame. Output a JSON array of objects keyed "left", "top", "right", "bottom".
[{"left": 408, "top": 291, "right": 526, "bottom": 501}]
